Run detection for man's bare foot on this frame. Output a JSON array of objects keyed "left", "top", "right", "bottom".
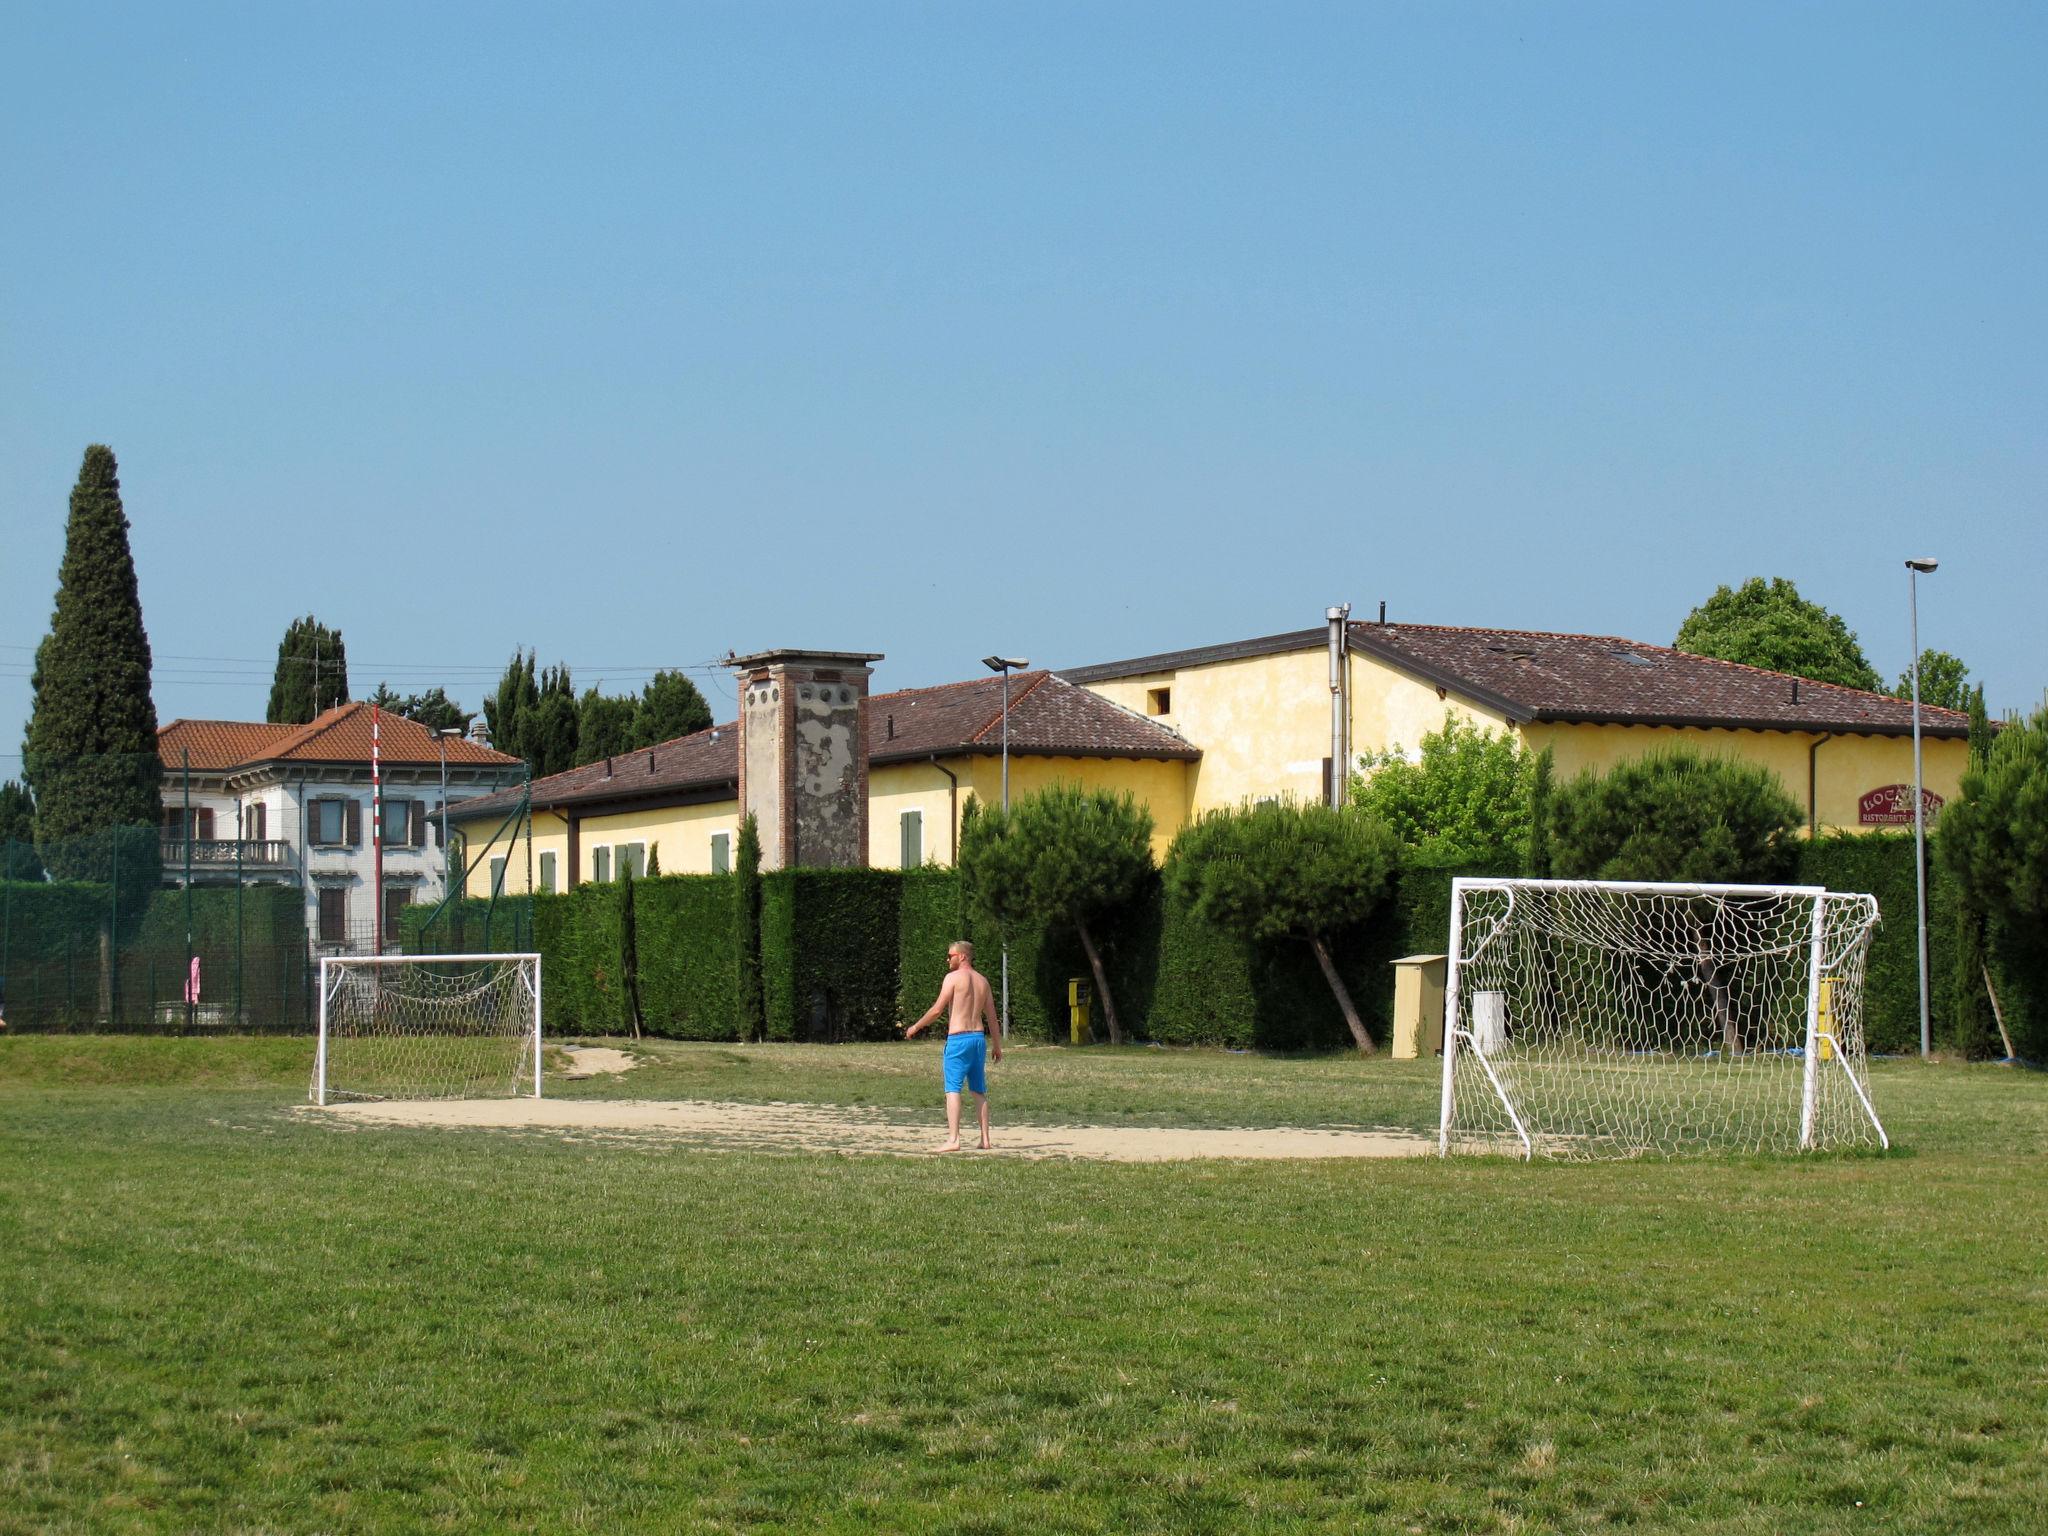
[
  {"left": 979, "top": 1142, "right": 993, "bottom": 1151},
  {"left": 934, "top": 1139, "right": 962, "bottom": 1153}
]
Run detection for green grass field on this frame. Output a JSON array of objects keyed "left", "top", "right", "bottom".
[{"left": 3, "top": 1036, "right": 2045, "bottom": 1533}]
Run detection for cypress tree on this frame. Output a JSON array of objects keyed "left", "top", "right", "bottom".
[
  {"left": 1946, "top": 682, "right": 2002, "bottom": 1057},
  {"left": 24, "top": 445, "right": 163, "bottom": 892},
  {"left": 618, "top": 862, "right": 643, "bottom": 1038},
  {"left": 266, "top": 615, "right": 350, "bottom": 723},
  {"left": 733, "top": 813, "right": 765, "bottom": 1041},
  {"left": 0, "top": 779, "right": 43, "bottom": 882},
  {"left": 1524, "top": 747, "right": 1555, "bottom": 878},
  {"left": 483, "top": 651, "right": 539, "bottom": 762}
]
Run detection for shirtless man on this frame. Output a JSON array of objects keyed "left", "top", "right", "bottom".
[{"left": 904, "top": 940, "right": 1002, "bottom": 1151}]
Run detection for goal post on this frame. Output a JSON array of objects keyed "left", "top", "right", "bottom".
[
  {"left": 1438, "top": 878, "right": 1887, "bottom": 1160},
  {"left": 313, "top": 953, "right": 542, "bottom": 1106}
]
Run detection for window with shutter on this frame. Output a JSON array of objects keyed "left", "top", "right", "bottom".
[
  {"left": 197, "top": 808, "right": 216, "bottom": 841},
  {"left": 412, "top": 801, "right": 427, "bottom": 848},
  {"left": 383, "top": 887, "right": 411, "bottom": 942},
  {"left": 539, "top": 851, "right": 557, "bottom": 893},
  {"left": 710, "top": 833, "right": 730, "bottom": 875},
  {"left": 345, "top": 799, "right": 362, "bottom": 847},
  {"left": 246, "top": 802, "right": 266, "bottom": 841},
  {"left": 900, "top": 810, "right": 922, "bottom": 869},
  {"left": 490, "top": 857, "right": 507, "bottom": 896},
  {"left": 318, "top": 888, "right": 347, "bottom": 943},
  {"left": 621, "top": 843, "right": 645, "bottom": 879},
  {"left": 593, "top": 846, "right": 610, "bottom": 883}
]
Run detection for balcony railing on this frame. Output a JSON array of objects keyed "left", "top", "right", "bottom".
[{"left": 160, "top": 839, "right": 297, "bottom": 872}]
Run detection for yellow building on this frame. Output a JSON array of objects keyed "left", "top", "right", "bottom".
[
  {"left": 1063, "top": 618, "right": 1971, "bottom": 834},
  {"left": 449, "top": 672, "right": 1197, "bottom": 895},
  {"left": 452, "top": 618, "right": 1970, "bottom": 894}
]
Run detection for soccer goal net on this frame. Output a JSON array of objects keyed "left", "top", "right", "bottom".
[
  {"left": 312, "top": 953, "right": 542, "bottom": 1106},
  {"left": 1438, "top": 880, "right": 1886, "bottom": 1159}
]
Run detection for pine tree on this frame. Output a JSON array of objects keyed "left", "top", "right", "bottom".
[
  {"left": 734, "top": 814, "right": 765, "bottom": 1041},
  {"left": 24, "top": 445, "right": 163, "bottom": 891},
  {"left": 266, "top": 615, "right": 349, "bottom": 724},
  {"left": 634, "top": 669, "right": 713, "bottom": 747}
]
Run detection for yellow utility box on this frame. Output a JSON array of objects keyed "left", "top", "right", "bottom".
[
  {"left": 1068, "top": 977, "right": 1093, "bottom": 1045},
  {"left": 1389, "top": 954, "right": 1448, "bottom": 1059}
]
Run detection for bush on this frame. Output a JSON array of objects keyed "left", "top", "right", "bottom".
[
  {"left": 633, "top": 874, "right": 738, "bottom": 1040},
  {"left": 1551, "top": 749, "right": 1802, "bottom": 884},
  {"left": 760, "top": 870, "right": 902, "bottom": 1042}
]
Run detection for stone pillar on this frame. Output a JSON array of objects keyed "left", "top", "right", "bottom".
[{"left": 731, "top": 650, "right": 883, "bottom": 871}]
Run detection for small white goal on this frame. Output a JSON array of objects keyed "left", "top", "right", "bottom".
[
  {"left": 312, "top": 953, "right": 542, "bottom": 1107},
  {"left": 1438, "top": 879, "right": 1886, "bottom": 1160}
]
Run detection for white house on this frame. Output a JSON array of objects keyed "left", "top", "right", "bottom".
[{"left": 157, "top": 704, "right": 525, "bottom": 954}]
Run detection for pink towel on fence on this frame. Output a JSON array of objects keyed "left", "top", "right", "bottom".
[{"left": 184, "top": 957, "right": 202, "bottom": 1006}]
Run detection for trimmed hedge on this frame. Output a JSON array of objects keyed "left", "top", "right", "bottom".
[
  {"left": 761, "top": 870, "right": 902, "bottom": 1041},
  {"left": 453, "top": 839, "right": 1995, "bottom": 1053},
  {"left": 633, "top": 875, "right": 737, "bottom": 1040}
]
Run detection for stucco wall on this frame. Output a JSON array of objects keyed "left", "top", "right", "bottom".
[
  {"left": 869, "top": 762, "right": 962, "bottom": 868},
  {"left": 580, "top": 802, "right": 738, "bottom": 878},
  {"left": 1522, "top": 722, "right": 1970, "bottom": 835}
]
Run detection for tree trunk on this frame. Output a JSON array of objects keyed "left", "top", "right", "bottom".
[
  {"left": 1984, "top": 963, "right": 2016, "bottom": 1062},
  {"left": 1075, "top": 920, "right": 1122, "bottom": 1046},
  {"left": 1310, "top": 931, "right": 1376, "bottom": 1055}
]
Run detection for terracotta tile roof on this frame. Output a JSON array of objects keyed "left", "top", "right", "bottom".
[
  {"left": 450, "top": 672, "right": 1195, "bottom": 821},
  {"left": 1064, "top": 622, "right": 1971, "bottom": 740},
  {"left": 158, "top": 703, "right": 525, "bottom": 772},
  {"left": 869, "top": 671, "right": 1199, "bottom": 764},
  {"left": 1350, "top": 623, "right": 1971, "bottom": 738}
]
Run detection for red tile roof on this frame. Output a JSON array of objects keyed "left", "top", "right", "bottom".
[
  {"left": 1063, "top": 622, "right": 1971, "bottom": 740},
  {"left": 159, "top": 703, "right": 525, "bottom": 772},
  {"left": 450, "top": 672, "right": 1195, "bottom": 821}
]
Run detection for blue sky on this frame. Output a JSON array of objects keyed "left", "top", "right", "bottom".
[{"left": 4, "top": 3, "right": 2042, "bottom": 754}]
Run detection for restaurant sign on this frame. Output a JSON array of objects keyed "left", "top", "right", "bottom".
[{"left": 1859, "top": 784, "right": 1944, "bottom": 826}]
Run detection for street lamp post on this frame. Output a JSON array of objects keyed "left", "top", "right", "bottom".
[
  {"left": 982, "top": 655, "right": 1029, "bottom": 1040},
  {"left": 433, "top": 727, "right": 463, "bottom": 903},
  {"left": 1906, "top": 558, "right": 1939, "bottom": 1060}
]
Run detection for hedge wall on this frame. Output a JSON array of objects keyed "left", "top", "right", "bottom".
[
  {"left": 633, "top": 875, "right": 737, "bottom": 1040},
  {"left": 761, "top": 869, "right": 902, "bottom": 1041},
  {"left": 457, "top": 839, "right": 2005, "bottom": 1054},
  {"left": 1, "top": 879, "right": 112, "bottom": 970}
]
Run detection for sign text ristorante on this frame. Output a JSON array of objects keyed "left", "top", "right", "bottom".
[{"left": 1859, "top": 784, "right": 1944, "bottom": 826}]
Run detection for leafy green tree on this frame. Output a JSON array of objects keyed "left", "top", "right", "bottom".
[
  {"left": 0, "top": 780, "right": 44, "bottom": 882},
  {"left": 964, "top": 784, "right": 1153, "bottom": 1044},
  {"left": 1674, "top": 577, "right": 1881, "bottom": 692},
  {"left": 1892, "top": 649, "right": 1972, "bottom": 713},
  {"left": 1549, "top": 749, "right": 1802, "bottom": 884},
  {"left": 634, "top": 669, "right": 713, "bottom": 747},
  {"left": 1524, "top": 747, "right": 1555, "bottom": 878},
  {"left": 484, "top": 652, "right": 539, "bottom": 761},
  {"left": 266, "top": 615, "right": 349, "bottom": 724},
  {"left": 23, "top": 445, "right": 163, "bottom": 893},
  {"left": 733, "top": 814, "right": 765, "bottom": 1041},
  {"left": 1938, "top": 704, "right": 2048, "bottom": 1057},
  {"left": 1350, "top": 713, "right": 1533, "bottom": 866},
  {"left": 1166, "top": 801, "right": 1400, "bottom": 1054},
  {"left": 575, "top": 688, "right": 640, "bottom": 767},
  {"left": 367, "top": 684, "right": 470, "bottom": 734}
]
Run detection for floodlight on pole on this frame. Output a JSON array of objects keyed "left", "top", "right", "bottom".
[
  {"left": 1905, "top": 558, "right": 1938, "bottom": 1060},
  {"left": 982, "top": 655, "right": 1029, "bottom": 1041}
]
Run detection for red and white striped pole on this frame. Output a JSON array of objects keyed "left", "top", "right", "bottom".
[{"left": 371, "top": 704, "right": 383, "bottom": 956}]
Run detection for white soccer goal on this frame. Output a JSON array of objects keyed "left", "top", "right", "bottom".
[
  {"left": 1438, "top": 879, "right": 1887, "bottom": 1159},
  {"left": 312, "top": 953, "right": 542, "bottom": 1106}
]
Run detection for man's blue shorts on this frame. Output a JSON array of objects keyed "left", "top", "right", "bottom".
[{"left": 943, "top": 1031, "right": 988, "bottom": 1095}]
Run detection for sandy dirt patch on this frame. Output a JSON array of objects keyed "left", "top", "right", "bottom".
[
  {"left": 557, "top": 1046, "right": 640, "bottom": 1079},
  {"left": 316, "top": 1097, "right": 1434, "bottom": 1162}
]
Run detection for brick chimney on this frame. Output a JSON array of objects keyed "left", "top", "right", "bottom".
[{"left": 730, "top": 650, "right": 883, "bottom": 870}]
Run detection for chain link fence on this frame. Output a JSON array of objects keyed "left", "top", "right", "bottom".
[{"left": 2, "top": 752, "right": 530, "bottom": 1034}]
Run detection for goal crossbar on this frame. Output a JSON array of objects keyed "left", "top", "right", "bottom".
[
  {"left": 314, "top": 952, "right": 543, "bottom": 1107},
  {"left": 1438, "top": 878, "right": 1886, "bottom": 1160}
]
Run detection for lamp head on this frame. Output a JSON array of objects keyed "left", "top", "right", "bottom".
[
  {"left": 982, "top": 655, "right": 1029, "bottom": 673},
  {"left": 1904, "top": 558, "right": 1939, "bottom": 574}
]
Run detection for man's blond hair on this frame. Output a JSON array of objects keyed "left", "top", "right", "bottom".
[{"left": 949, "top": 940, "right": 974, "bottom": 962}]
